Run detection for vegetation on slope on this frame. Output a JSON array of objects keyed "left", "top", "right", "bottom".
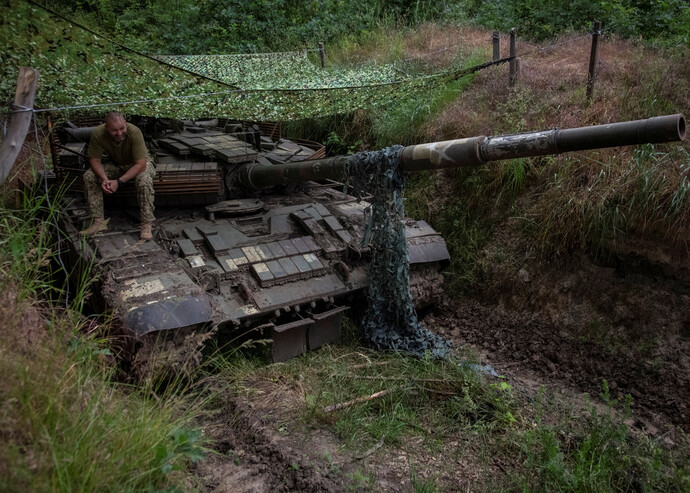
[{"left": 0, "top": 187, "right": 206, "bottom": 491}]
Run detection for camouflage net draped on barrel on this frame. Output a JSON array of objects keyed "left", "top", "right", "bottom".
[{"left": 345, "top": 146, "right": 451, "bottom": 357}]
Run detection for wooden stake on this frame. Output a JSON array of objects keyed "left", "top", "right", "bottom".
[
  {"left": 586, "top": 21, "right": 602, "bottom": 102},
  {"left": 318, "top": 42, "right": 326, "bottom": 68},
  {"left": 509, "top": 28, "right": 517, "bottom": 86},
  {"left": 492, "top": 31, "right": 500, "bottom": 62},
  {"left": 0, "top": 67, "right": 39, "bottom": 186}
]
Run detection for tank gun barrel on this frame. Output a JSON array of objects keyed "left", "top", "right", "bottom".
[{"left": 240, "top": 114, "right": 686, "bottom": 191}]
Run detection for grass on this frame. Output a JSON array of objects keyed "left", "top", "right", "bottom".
[
  {"left": 214, "top": 320, "right": 516, "bottom": 453},
  {"left": 528, "top": 144, "right": 690, "bottom": 258},
  {"left": 0, "top": 332, "right": 205, "bottom": 492},
  {"left": 0, "top": 185, "right": 207, "bottom": 492},
  {"left": 368, "top": 55, "right": 485, "bottom": 148},
  {"left": 510, "top": 384, "right": 690, "bottom": 492},
  {"left": 211, "top": 334, "right": 690, "bottom": 492}
]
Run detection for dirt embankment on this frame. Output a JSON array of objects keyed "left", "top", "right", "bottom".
[
  {"left": 414, "top": 27, "right": 690, "bottom": 435},
  {"left": 429, "top": 238, "right": 690, "bottom": 434}
]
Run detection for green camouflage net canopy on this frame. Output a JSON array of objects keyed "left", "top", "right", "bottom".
[
  {"left": 1, "top": 1, "right": 459, "bottom": 121},
  {"left": 154, "top": 52, "right": 402, "bottom": 90},
  {"left": 345, "top": 147, "right": 451, "bottom": 357}
]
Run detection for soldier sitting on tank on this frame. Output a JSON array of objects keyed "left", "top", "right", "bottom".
[{"left": 80, "top": 111, "right": 156, "bottom": 240}]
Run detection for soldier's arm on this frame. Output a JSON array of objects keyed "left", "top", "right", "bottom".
[
  {"left": 89, "top": 157, "right": 115, "bottom": 194},
  {"left": 118, "top": 158, "right": 147, "bottom": 183}
]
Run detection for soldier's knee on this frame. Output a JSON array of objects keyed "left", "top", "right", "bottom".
[
  {"left": 83, "top": 169, "right": 96, "bottom": 184},
  {"left": 135, "top": 175, "right": 154, "bottom": 189}
]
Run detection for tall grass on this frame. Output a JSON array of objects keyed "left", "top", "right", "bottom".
[
  {"left": 0, "top": 185, "right": 205, "bottom": 492},
  {"left": 0, "top": 186, "right": 62, "bottom": 301},
  {"left": 531, "top": 145, "right": 690, "bottom": 257}
]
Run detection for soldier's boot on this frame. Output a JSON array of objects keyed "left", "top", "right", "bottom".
[
  {"left": 80, "top": 217, "right": 109, "bottom": 237},
  {"left": 140, "top": 222, "right": 153, "bottom": 241}
]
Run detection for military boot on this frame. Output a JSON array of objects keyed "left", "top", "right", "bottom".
[
  {"left": 140, "top": 222, "right": 153, "bottom": 241},
  {"left": 80, "top": 218, "right": 109, "bottom": 236}
]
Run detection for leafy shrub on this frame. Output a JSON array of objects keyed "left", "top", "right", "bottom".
[
  {"left": 455, "top": 0, "right": 690, "bottom": 44},
  {"left": 45, "top": 0, "right": 465, "bottom": 54}
]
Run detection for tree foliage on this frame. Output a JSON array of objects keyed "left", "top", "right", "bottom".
[
  {"left": 42, "top": 0, "right": 459, "bottom": 54},
  {"left": 458, "top": 0, "right": 690, "bottom": 44}
]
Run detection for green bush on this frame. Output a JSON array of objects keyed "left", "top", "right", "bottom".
[
  {"left": 456, "top": 0, "right": 690, "bottom": 44},
  {"left": 45, "top": 0, "right": 464, "bottom": 54}
]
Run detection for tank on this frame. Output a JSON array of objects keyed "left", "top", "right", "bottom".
[{"left": 49, "top": 114, "right": 686, "bottom": 377}]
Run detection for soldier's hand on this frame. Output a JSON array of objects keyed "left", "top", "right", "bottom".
[{"left": 101, "top": 179, "right": 116, "bottom": 194}]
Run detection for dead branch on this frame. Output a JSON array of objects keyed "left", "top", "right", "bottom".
[
  {"left": 354, "top": 434, "right": 386, "bottom": 460},
  {"left": 349, "top": 375, "right": 448, "bottom": 383},
  {"left": 350, "top": 361, "right": 392, "bottom": 370},
  {"left": 323, "top": 389, "right": 392, "bottom": 413}
]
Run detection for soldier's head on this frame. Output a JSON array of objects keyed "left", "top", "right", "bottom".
[{"left": 104, "top": 111, "right": 127, "bottom": 143}]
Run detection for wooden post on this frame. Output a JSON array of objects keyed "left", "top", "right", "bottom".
[
  {"left": 0, "top": 67, "right": 39, "bottom": 186},
  {"left": 318, "top": 42, "right": 325, "bottom": 68},
  {"left": 586, "top": 21, "right": 602, "bottom": 101},
  {"left": 492, "top": 31, "right": 500, "bottom": 61},
  {"left": 509, "top": 28, "right": 517, "bottom": 86}
]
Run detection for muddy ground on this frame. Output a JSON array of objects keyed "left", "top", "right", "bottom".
[{"left": 190, "top": 245, "right": 689, "bottom": 492}]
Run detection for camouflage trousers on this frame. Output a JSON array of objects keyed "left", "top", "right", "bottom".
[{"left": 83, "top": 158, "right": 156, "bottom": 223}]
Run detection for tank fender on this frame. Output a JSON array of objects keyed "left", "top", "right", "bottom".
[{"left": 122, "top": 294, "right": 214, "bottom": 338}]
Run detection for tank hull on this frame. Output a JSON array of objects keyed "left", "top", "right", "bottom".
[{"left": 53, "top": 118, "right": 449, "bottom": 369}]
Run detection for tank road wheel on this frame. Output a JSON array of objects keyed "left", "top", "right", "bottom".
[
  {"left": 132, "top": 323, "right": 216, "bottom": 385},
  {"left": 409, "top": 264, "right": 445, "bottom": 309}
]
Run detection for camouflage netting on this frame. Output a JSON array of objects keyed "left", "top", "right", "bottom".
[
  {"left": 345, "top": 147, "right": 451, "bottom": 357},
  {"left": 1, "top": 1, "right": 459, "bottom": 121},
  {"left": 154, "top": 52, "right": 402, "bottom": 90}
]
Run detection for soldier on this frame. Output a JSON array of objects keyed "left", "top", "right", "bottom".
[{"left": 80, "top": 111, "right": 156, "bottom": 240}]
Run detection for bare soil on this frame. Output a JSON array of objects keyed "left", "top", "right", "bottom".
[
  {"left": 193, "top": 375, "right": 500, "bottom": 492},
  {"left": 192, "top": 378, "right": 363, "bottom": 492}
]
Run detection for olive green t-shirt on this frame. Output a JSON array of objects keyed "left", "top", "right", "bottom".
[{"left": 88, "top": 122, "right": 149, "bottom": 165}]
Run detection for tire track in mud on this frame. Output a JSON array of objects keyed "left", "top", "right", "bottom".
[
  {"left": 194, "top": 398, "right": 343, "bottom": 492},
  {"left": 429, "top": 297, "right": 690, "bottom": 432}
]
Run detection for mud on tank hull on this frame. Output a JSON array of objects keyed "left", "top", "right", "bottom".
[{"left": 52, "top": 117, "right": 450, "bottom": 370}]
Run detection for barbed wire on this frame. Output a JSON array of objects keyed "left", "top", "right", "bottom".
[
  {"left": 403, "top": 43, "right": 463, "bottom": 62},
  {"left": 402, "top": 29, "right": 601, "bottom": 64}
]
